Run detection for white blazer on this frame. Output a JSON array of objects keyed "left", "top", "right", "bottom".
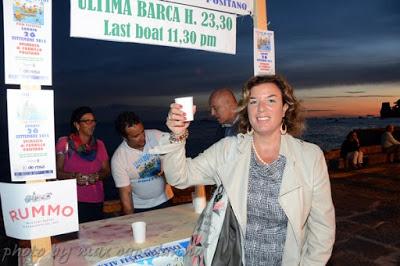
[{"left": 151, "top": 133, "right": 336, "bottom": 265}]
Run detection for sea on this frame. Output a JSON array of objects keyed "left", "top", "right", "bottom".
[
  {"left": 0, "top": 116, "right": 399, "bottom": 199},
  {"left": 80, "top": 116, "right": 400, "bottom": 157}
]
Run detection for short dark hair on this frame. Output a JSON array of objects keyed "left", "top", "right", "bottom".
[
  {"left": 70, "top": 106, "right": 94, "bottom": 133},
  {"left": 346, "top": 130, "right": 357, "bottom": 140},
  {"left": 115, "top": 111, "right": 142, "bottom": 138},
  {"left": 386, "top": 124, "right": 394, "bottom": 131}
]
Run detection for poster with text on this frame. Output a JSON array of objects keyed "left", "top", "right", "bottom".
[
  {"left": 0, "top": 180, "right": 78, "bottom": 240},
  {"left": 7, "top": 89, "right": 56, "bottom": 181},
  {"left": 254, "top": 29, "right": 275, "bottom": 76},
  {"left": 163, "top": 0, "right": 253, "bottom": 15},
  {"left": 3, "top": 0, "right": 52, "bottom": 85},
  {"left": 96, "top": 238, "right": 190, "bottom": 266},
  {"left": 70, "top": 0, "right": 236, "bottom": 54}
]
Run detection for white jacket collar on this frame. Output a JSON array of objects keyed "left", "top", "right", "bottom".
[{"left": 235, "top": 133, "right": 297, "bottom": 164}]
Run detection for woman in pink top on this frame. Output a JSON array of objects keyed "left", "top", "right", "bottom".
[{"left": 56, "top": 106, "right": 110, "bottom": 223}]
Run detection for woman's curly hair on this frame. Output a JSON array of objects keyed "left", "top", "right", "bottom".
[{"left": 237, "top": 75, "right": 305, "bottom": 137}]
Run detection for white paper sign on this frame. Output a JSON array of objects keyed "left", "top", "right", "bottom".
[
  {"left": 3, "top": 0, "right": 52, "bottom": 85},
  {"left": 162, "top": 0, "right": 253, "bottom": 15},
  {"left": 70, "top": 0, "right": 236, "bottom": 54},
  {"left": 254, "top": 29, "right": 275, "bottom": 76},
  {"left": 0, "top": 180, "right": 79, "bottom": 240},
  {"left": 7, "top": 89, "right": 56, "bottom": 181}
]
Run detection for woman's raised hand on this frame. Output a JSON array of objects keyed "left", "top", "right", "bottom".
[{"left": 166, "top": 103, "right": 196, "bottom": 135}]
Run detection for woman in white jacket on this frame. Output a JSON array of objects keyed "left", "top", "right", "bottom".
[{"left": 154, "top": 75, "right": 335, "bottom": 265}]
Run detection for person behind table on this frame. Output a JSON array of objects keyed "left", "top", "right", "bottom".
[
  {"left": 381, "top": 124, "right": 400, "bottom": 161},
  {"left": 340, "top": 130, "right": 364, "bottom": 168},
  {"left": 158, "top": 75, "right": 335, "bottom": 265},
  {"left": 111, "top": 111, "right": 173, "bottom": 214},
  {"left": 209, "top": 88, "right": 239, "bottom": 139},
  {"left": 56, "top": 106, "right": 110, "bottom": 223}
]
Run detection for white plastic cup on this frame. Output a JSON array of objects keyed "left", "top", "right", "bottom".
[
  {"left": 192, "top": 193, "right": 206, "bottom": 214},
  {"left": 175, "top": 96, "right": 194, "bottom": 121},
  {"left": 131, "top": 221, "right": 146, "bottom": 244}
]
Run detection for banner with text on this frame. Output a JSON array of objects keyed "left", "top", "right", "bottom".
[
  {"left": 3, "top": 0, "right": 52, "bottom": 85},
  {"left": 162, "top": 0, "right": 252, "bottom": 15},
  {"left": 96, "top": 238, "right": 190, "bottom": 266},
  {"left": 0, "top": 180, "right": 79, "bottom": 240},
  {"left": 254, "top": 29, "right": 275, "bottom": 76},
  {"left": 70, "top": 0, "right": 236, "bottom": 54},
  {"left": 7, "top": 89, "right": 56, "bottom": 181}
]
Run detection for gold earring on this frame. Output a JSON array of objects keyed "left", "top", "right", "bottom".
[{"left": 280, "top": 122, "right": 287, "bottom": 135}]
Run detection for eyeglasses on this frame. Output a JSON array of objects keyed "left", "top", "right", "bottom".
[{"left": 79, "top": 119, "right": 97, "bottom": 124}]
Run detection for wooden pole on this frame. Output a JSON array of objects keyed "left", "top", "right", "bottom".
[
  {"left": 30, "top": 235, "right": 52, "bottom": 263},
  {"left": 254, "top": 0, "right": 268, "bottom": 30},
  {"left": 26, "top": 179, "right": 53, "bottom": 264},
  {"left": 21, "top": 84, "right": 53, "bottom": 264}
]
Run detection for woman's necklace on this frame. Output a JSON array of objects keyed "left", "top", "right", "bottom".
[{"left": 252, "top": 140, "right": 268, "bottom": 165}]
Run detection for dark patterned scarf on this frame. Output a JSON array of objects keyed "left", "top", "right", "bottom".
[{"left": 67, "top": 133, "right": 98, "bottom": 161}]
